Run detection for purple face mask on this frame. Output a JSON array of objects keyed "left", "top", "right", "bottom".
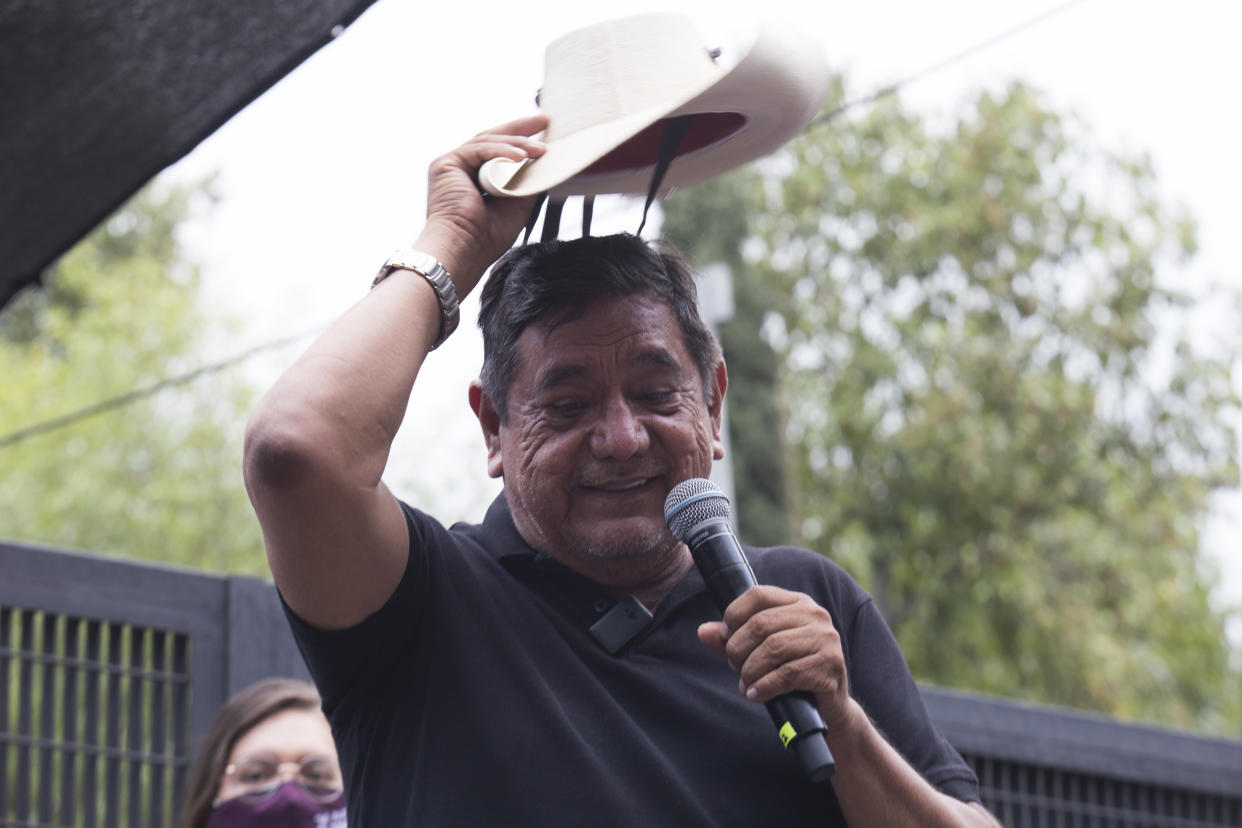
[{"left": 206, "top": 781, "right": 346, "bottom": 828}]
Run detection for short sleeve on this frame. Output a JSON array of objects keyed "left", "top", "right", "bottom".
[
  {"left": 845, "top": 598, "right": 981, "bottom": 802},
  {"left": 279, "top": 502, "right": 440, "bottom": 715}
]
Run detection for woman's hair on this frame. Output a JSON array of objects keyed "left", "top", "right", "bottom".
[{"left": 181, "top": 677, "right": 323, "bottom": 828}]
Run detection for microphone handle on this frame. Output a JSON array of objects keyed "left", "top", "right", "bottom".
[{"left": 689, "top": 523, "right": 837, "bottom": 782}]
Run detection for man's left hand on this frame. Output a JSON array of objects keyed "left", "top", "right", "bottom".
[{"left": 697, "top": 585, "right": 851, "bottom": 731}]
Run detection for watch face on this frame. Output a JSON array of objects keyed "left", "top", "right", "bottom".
[
  {"left": 371, "top": 251, "right": 459, "bottom": 347},
  {"left": 397, "top": 250, "right": 437, "bottom": 274},
  {"left": 374, "top": 250, "right": 432, "bottom": 286}
]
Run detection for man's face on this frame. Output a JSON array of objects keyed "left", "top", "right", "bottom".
[{"left": 472, "top": 293, "right": 726, "bottom": 577}]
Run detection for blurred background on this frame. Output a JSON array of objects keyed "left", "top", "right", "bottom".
[{"left": 3, "top": 0, "right": 1239, "bottom": 736}]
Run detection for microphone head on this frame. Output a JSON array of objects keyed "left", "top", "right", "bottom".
[{"left": 664, "top": 478, "right": 731, "bottom": 540}]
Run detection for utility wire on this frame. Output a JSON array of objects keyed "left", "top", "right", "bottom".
[
  {"left": 0, "top": 0, "right": 1089, "bottom": 450},
  {"left": 0, "top": 325, "right": 323, "bottom": 450},
  {"left": 810, "top": 0, "right": 1089, "bottom": 127}
]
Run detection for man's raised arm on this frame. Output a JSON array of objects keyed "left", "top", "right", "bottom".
[{"left": 242, "top": 116, "right": 547, "bottom": 630}]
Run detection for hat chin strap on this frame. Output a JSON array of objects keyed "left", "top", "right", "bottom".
[
  {"left": 521, "top": 192, "right": 547, "bottom": 245},
  {"left": 636, "top": 113, "right": 693, "bottom": 236},
  {"left": 521, "top": 114, "right": 694, "bottom": 244}
]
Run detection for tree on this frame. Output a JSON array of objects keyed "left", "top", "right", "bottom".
[
  {"left": 0, "top": 179, "right": 268, "bottom": 575},
  {"left": 663, "top": 81, "right": 1242, "bottom": 734},
  {"left": 663, "top": 164, "right": 793, "bottom": 545}
]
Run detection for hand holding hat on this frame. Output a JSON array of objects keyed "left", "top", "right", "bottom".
[
  {"left": 479, "top": 13, "right": 829, "bottom": 201},
  {"left": 414, "top": 114, "right": 547, "bottom": 293}
]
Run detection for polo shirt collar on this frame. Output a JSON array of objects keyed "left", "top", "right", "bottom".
[
  {"left": 479, "top": 492, "right": 535, "bottom": 562},
  {"left": 476, "top": 492, "right": 710, "bottom": 635}
]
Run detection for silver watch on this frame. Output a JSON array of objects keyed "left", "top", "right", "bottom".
[{"left": 372, "top": 249, "right": 460, "bottom": 349}]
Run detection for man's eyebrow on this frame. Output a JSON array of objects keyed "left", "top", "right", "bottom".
[
  {"left": 534, "top": 363, "right": 587, "bottom": 394},
  {"left": 631, "top": 348, "right": 685, "bottom": 375},
  {"left": 533, "top": 349, "right": 686, "bottom": 393}
]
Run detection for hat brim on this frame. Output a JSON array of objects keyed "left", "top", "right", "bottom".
[{"left": 479, "top": 18, "right": 828, "bottom": 198}]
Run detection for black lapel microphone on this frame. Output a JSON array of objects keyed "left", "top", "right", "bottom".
[{"left": 664, "top": 478, "right": 836, "bottom": 783}]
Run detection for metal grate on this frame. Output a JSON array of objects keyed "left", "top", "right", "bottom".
[
  {"left": 3, "top": 541, "right": 1242, "bottom": 827},
  {"left": 0, "top": 605, "right": 191, "bottom": 828},
  {"left": 967, "top": 753, "right": 1242, "bottom": 827}
]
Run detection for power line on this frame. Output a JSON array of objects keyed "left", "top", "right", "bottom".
[
  {"left": 811, "top": 0, "right": 1089, "bottom": 127},
  {"left": 0, "top": 325, "right": 323, "bottom": 450},
  {"left": 0, "top": 1, "right": 1089, "bottom": 450}
]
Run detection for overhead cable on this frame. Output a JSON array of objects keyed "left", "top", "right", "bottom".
[
  {"left": 0, "top": 325, "right": 322, "bottom": 450},
  {"left": 811, "top": 0, "right": 1089, "bottom": 127}
]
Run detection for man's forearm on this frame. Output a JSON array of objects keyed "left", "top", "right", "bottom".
[
  {"left": 827, "top": 699, "right": 999, "bottom": 828},
  {"left": 239, "top": 248, "right": 448, "bottom": 630},
  {"left": 245, "top": 260, "right": 444, "bottom": 488},
  {"left": 243, "top": 114, "right": 549, "bottom": 487}
]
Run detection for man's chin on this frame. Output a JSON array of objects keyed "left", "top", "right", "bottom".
[{"left": 575, "top": 524, "right": 669, "bottom": 561}]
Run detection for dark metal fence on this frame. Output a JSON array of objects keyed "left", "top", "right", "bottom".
[
  {"left": 927, "top": 688, "right": 1242, "bottom": 827},
  {"left": 2, "top": 538, "right": 1240, "bottom": 826},
  {"left": 0, "top": 540, "right": 307, "bottom": 827}
]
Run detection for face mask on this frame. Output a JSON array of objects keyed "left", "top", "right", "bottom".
[{"left": 206, "top": 781, "right": 346, "bottom": 828}]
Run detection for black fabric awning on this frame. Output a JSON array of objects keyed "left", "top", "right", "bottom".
[{"left": 0, "top": 0, "right": 381, "bottom": 309}]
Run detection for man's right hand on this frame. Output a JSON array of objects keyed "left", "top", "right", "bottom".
[{"left": 416, "top": 114, "right": 548, "bottom": 298}]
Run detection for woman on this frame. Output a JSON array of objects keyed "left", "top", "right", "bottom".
[{"left": 182, "top": 677, "right": 346, "bottom": 827}]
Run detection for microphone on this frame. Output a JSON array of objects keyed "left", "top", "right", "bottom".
[{"left": 665, "top": 478, "right": 836, "bottom": 783}]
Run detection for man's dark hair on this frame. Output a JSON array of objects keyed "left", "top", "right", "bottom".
[{"left": 477, "top": 233, "right": 720, "bottom": 421}]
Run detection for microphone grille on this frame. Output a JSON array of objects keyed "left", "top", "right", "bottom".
[{"left": 664, "top": 478, "right": 731, "bottom": 540}]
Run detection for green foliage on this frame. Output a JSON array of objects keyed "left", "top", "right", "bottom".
[
  {"left": 664, "top": 81, "right": 1242, "bottom": 734},
  {"left": 663, "top": 167, "right": 795, "bottom": 545},
  {"left": 0, "top": 180, "right": 267, "bottom": 575}
]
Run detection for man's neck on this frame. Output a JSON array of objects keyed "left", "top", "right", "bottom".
[
  {"left": 551, "top": 544, "right": 695, "bottom": 613},
  {"left": 608, "top": 552, "right": 695, "bottom": 612}
]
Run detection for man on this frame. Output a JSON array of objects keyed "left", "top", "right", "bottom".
[{"left": 244, "top": 115, "right": 999, "bottom": 826}]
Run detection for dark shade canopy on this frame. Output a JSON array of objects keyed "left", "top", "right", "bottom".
[{"left": 0, "top": 0, "right": 381, "bottom": 309}]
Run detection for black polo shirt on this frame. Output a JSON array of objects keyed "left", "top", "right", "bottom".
[{"left": 284, "top": 496, "right": 979, "bottom": 826}]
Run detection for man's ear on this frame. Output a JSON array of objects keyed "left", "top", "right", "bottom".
[
  {"left": 709, "top": 359, "right": 728, "bottom": 461},
  {"left": 468, "top": 380, "right": 504, "bottom": 479}
]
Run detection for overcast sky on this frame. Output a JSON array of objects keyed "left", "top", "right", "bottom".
[{"left": 165, "top": 0, "right": 1242, "bottom": 628}]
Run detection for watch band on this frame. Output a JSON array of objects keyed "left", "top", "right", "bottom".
[{"left": 372, "top": 249, "right": 460, "bottom": 350}]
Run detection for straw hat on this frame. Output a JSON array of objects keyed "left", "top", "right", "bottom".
[{"left": 478, "top": 13, "right": 829, "bottom": 199}]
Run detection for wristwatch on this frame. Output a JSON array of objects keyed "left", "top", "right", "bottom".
[{"left": 372, "top": 249, "right": 460, "bottom": 350}]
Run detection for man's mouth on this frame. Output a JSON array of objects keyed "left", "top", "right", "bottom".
[{"left": 580, "top": 475, "right": 661, "bottom": 493}]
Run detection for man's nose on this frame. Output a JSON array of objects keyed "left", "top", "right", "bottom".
[{"left": 589, "top": 397, "right": 649, "bottom": 458}]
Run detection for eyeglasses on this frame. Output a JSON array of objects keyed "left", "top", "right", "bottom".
[{"left": 221, "top": 754, "right": 343, "bottom": 803}]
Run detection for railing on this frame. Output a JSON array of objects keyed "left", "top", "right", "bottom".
[
  {"left": 927, "top": 688, "right": 1242, "bottom": 826},
  {"left": 0, "top": 540, "right": 307, "bottom": 827},
  {"left": 2, "top": 538, "right": 1239, "bottom": 826}
]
